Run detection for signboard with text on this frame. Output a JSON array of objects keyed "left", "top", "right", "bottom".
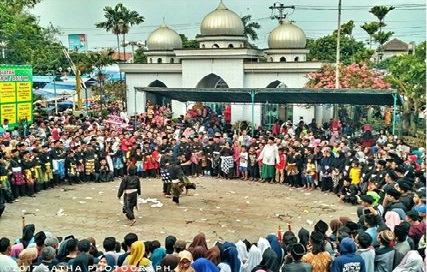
[
  {"left": 68, "top": 34, "right": 88, "bottom": 53},
  {"left": 0, "top": 65, "right": 33, "bottom": 128}
]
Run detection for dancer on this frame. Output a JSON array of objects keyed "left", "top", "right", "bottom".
[
  {"left": 117, "top": 165, "right": 141, "bottom": 225},
  {"left": 168, "top": 155, "right": 186, "bottom": 204}
]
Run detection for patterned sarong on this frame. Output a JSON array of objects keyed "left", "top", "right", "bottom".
[{"left": 220, "top": 156, "right": 233, "bottom": 175}]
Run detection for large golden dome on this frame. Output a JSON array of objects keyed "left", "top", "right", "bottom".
[
  {"left": 146, "top": 23, "right": 183, "bottom": 51},
  {"left": 268, "top": 21, "right": 307, "bottom": 49},
  {"left": 200, "top": 1, "right": 244, "bottom": 36}
]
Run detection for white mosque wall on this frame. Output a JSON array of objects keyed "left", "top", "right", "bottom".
[
  {"left": 182, "top": 59, "right": 244, "bottom": 87},
  {"left": 315, "top": 105, "right": 334, "bottom": 125},
  {"left": 126, "top": 72, "right": 182, "bottom": 115},
  {"left": 292, "top": 105, "right": 315, "bottom": 126},
  {"left": 243, "top": 72, "right": 308, "bottom": 88}
]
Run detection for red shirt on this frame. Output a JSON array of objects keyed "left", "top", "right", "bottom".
[{"left": 276, "top": 153, "right": 286, "bottom": 170}]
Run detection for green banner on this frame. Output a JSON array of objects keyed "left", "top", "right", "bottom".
[{"left": 0, "top": 65, "right": 33, "bottom": 129}]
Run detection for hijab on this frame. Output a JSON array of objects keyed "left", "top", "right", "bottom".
[
  {"left": 393, "top": 250, "right": 424, "bottom": 272},
  {"left": 192, "top": 258, "right": 219, "bottom": 272},
  {"left": 385, "top": 211, "right": 402, "bottom": 232},
  {"left": 256, "top": 238, "right": 270, "bottom": 255},
  {"left": 10, "top": 243, "right": 24, "bottom": 258},
  {"left": 235, "top": 240, "right": 248, "bottom": 264},
  {"left": 266, "top": 235, "right": 282, "bottom": 263},
  {"left": 189, "top": 233, "right": 208, "bottom": 253},
  {"left": 298, "top": 228, "right": 310, "bottom": 250},
  {"left": 150, "top": 247, "right": 166, "bottom": 269},
  {"left": 219, "top": 242, "right": 241, "bottom": 272},
  {"left": 127, "top": 241, "right": 150, "bottom": 267},
  {"left": 165, "top": 236, "right": 177, "bottom": 255},
  {"left": 206, "top": 246, "right": 221, "bottom": 266},
  {"left": 176, "top": 250, "right": 195, "bottom": 272},
  {"left": 241, "top": 245, "right": 262, "bottom": 272}
]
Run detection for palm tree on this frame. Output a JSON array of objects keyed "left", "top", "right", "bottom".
[
  {"left": 242, "top": 15, "right": 261, "bottom": 41},
  {"left": 95, "top": 3, "right": 144, "bottom": 62},
  {"left": 361, "top": 22, "right": 381, "bottom": 49}
]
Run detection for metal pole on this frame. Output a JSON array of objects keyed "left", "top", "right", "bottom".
[
  {"left": 134, "top": 90, "right": 137, "bottom": 131},
  {"left": 335, "top": 0, "right": 342, "bottom": 89},
  {"left": 392, "top": 94, "right": 397, "bottom": 135},
  {"left": 251, "top": 90, "right": 255, "bottom": 137},
  {"left": 53, "top": 71, "right": 58, "bottom": 115}
]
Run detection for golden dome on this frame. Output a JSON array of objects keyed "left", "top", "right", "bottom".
[
  {"left": 200, "top": 1, "right": 244, "bottom": 36},
  {"left": 146, "top": 23, "right": 182, "bottom": 51},
  {"left": 268, "top": 21, "right": 307, "bottom": 49}
]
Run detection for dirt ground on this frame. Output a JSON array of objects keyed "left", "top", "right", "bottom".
[{"left": 0, "top": 177, "right": 358, "bottom": 246}]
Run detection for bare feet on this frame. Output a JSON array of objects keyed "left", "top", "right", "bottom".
[{"left": 130, "top": 219, "right": 136, "bottom": 226}]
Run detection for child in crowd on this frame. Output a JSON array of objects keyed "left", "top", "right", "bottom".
[
  {"left": 248, "top": 146, "right": 259, "bottom": 181},
  {"left": 349, "top": 160, "right": 361, "bottom": 185},
  {"left": 275, "top": 147, "right": 286, "bottom": 184},
  {"left": 239, "top": 146, "right": 248, "bottom": 180},
  {"left": 304, "top": 158, "right": 316, "bottom": 190}
]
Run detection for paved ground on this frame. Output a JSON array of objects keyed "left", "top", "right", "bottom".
[{"left": 0, "top": 177, "right": 358, "bottom": 246}]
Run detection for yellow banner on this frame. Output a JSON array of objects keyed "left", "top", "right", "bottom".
[
  {"left": 17, "top": 102, "right": 32, "bottom": 122},
  {"left": 0, "top": 82, "right": 16, "bottom": 103},
  {"left": 0, "top": 104, "right": 16, "bottom": 124},
  {"left": 16, "top": 82, "right": 32, "bottom": 102}
]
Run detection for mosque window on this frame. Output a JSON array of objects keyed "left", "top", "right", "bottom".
[
  {"left": 149, "top": 58, "right": 153, "bottom": 63},
  {"left": 294, "top": 57, "right": 299, "bottom": 62},
  {"left": 202, "top": 44, "right": 206, "bottom": 48},
  {"left": 170, "top": 58, "right": 174, "bottom": 64},
  {"left": 270, "top": 57, "right": 273, "bottom": 62},
  {"left": 228, "top": 44, "right": 234, "bottom": 48},
  {"left": 212, "top": 44, "right": 219, "bottom": 48},
  {"left": 280, "top": 57, "right": 287, "bottom": 62},
  {"left": 157, "top": 58, "right": 162, "bottom": 64}
]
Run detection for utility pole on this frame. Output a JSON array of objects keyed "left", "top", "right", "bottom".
[
  {"left": 335, "top": 0, "right": 342, "bottom": 89},
  {"left": 269, "top": 2, "right": 295, "bottom": 24}
]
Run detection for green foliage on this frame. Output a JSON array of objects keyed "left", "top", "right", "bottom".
[
  {"left": 179, "top": 34, "right": 198, "bottom": 49},
  {"left": 95, "top": 3, "right": 144, "bottom": 35},
  {"left": 361, "top": 22, "right": 381, "bottom": 35},
  {"left": 307, "top": 34, "right": 373, "bottom": 64},
  {"left": 333, "top": 20, "right": 355, "bottom": 36},
  {"left": 373, "top": 31, "right": 394, "bottom": 47},
  {"left": 369, "top": 6, "right": 395, "bottom": 22},
  {"left": 133, "top": 47, "right": 147, "bottom": 63},
  {"left": 242, "top": 15, "right": 261, "bottom": 41}
]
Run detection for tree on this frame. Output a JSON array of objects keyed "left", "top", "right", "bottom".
[
  {"left": 361, "top": 6, "right": 395, "bottom": 53},
  {"left": 133, "top": 47, "right": 147, "bottom": 63},
  {"left": 306, "top": 63, "right": 391, "bottom": 89},
  {"left": 179, "top": 34, "right": 198, "bottom": 49},
  {"left": 242, "top": 15, "right": 261, "bottom": 41},
  {"left": 383, "top": 42, "right": 426, "bottom": 135},
  {"left": 369, "top": 6, "right": 395, "bottom": 22},
  {"left": 307, "top": 34, "right": 373, "bottom": 64},
  {"left": 95, "top": 3, "right": 144, "bottom": 60},
  {"left": 361, "top": 22, "right": 382, "bottom": 49}
]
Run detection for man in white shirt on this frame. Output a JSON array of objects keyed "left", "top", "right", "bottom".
[
  {"left": 258, "top": 136, "right": 279, "bottom": 183},
  {"left": 0, "top": 237, "right": 20, "bottom": 272}
]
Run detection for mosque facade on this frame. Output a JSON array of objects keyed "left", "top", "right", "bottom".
[{"left": 120, "top": 1, "right": 332, "bottom": 128}]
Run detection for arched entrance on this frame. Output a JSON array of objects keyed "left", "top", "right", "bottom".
[{"left": 196, "top": 73, "right": 230, "bottom": 118}]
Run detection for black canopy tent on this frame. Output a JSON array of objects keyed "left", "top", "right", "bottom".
[{"left": 135, "top": 87, "right": 402, "bottom": 133}]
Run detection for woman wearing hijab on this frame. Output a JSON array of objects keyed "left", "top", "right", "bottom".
[
  {"left": 125, "top": 241, "right": 154, "bottom": 272},
  {"left": 192, "top": 258, "right": 220, "bottom": 272},
  {"left": 176, "top": 250, "right": 195, "bottom": 272},
  {"left": 241, "top": 245, "right": 262, "bottom": 272},
  {"left": 266, "top": 235, "right": 283, "bottom": 264},
  {"left": 96, "top": 255, "right": 116, "bottom": 272},
  {"left": 165, "top": 236, "right": 177, "bottom": 255},
  {"left": 10, "top": 243, "right": 24, "bottom": 259},
  {"left": 150, "top": 246, "right": 166, "bottom": 269},
  {"left": 257, "top": 237, "right": 279, "bottom": 272},
  {"left": 16, "top": 247, "right": 38, "bottom": 272},
  {"left": 297, "top": 228, "right": 310, "bottom": 252},
  {"left": 235, "top": 241, "right": 248, "bottom": 265},
  {"left": 188, "top": 233, "right": 208, "bottom": 254},
  {"left": 218, "top": 243, "right": 241, "bottom": 272},
  {"left": 206, "top": 246, "right": 221, "bottom": 266}
]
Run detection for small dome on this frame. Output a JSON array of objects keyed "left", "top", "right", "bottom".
[
  {"left": 146, "top": 23, "right": 182, "bottom": 51},
  {"left": 268, "top": 21, "right": 307, "bottom": 49},
  {"left": 200, "top": 1, "right": 244, "bottom": 36}
]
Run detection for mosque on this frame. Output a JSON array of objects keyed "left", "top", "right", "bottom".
[{"left": 120, "top": 1, "right": 331, "bottom": 128}]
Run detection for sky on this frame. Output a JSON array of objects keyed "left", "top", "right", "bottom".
[{"left": 30, "top": 0, "right": 426, "bottom": 51}]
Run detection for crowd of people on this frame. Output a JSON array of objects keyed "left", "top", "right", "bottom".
[{"left": 0, "top": 101, "right": 426, "bottom": 271}]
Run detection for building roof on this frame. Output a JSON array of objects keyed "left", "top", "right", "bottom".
[
  {"left": 147, "top": 23, "right": 182, "bottom": 51},
  {"left": 137, "top": 87, "right": 402, "bottom": 106},
  {"left": 200, "top": 0, "right": 244, "bottom": 36},
  {"left": 383, "top": 38, "right": 409, "bottom": 52},
  {"left": 268, "top": 21, "right": 307, "bottom": 49}
]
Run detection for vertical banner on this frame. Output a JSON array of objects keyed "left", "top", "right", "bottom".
[
  {"left": 0, "top": 65, "right": 33, "bottom": 128},
  {"left": 68, "top": 34, "right": 88, "bottom": 53}
]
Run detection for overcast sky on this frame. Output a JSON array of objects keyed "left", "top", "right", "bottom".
[{"left": 31, "top": 0, "right": 426, "bottom": 51}]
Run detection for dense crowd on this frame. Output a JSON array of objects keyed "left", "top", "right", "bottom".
[{"left": 0, "top": 101, "right": 426, "bottom": 271}]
